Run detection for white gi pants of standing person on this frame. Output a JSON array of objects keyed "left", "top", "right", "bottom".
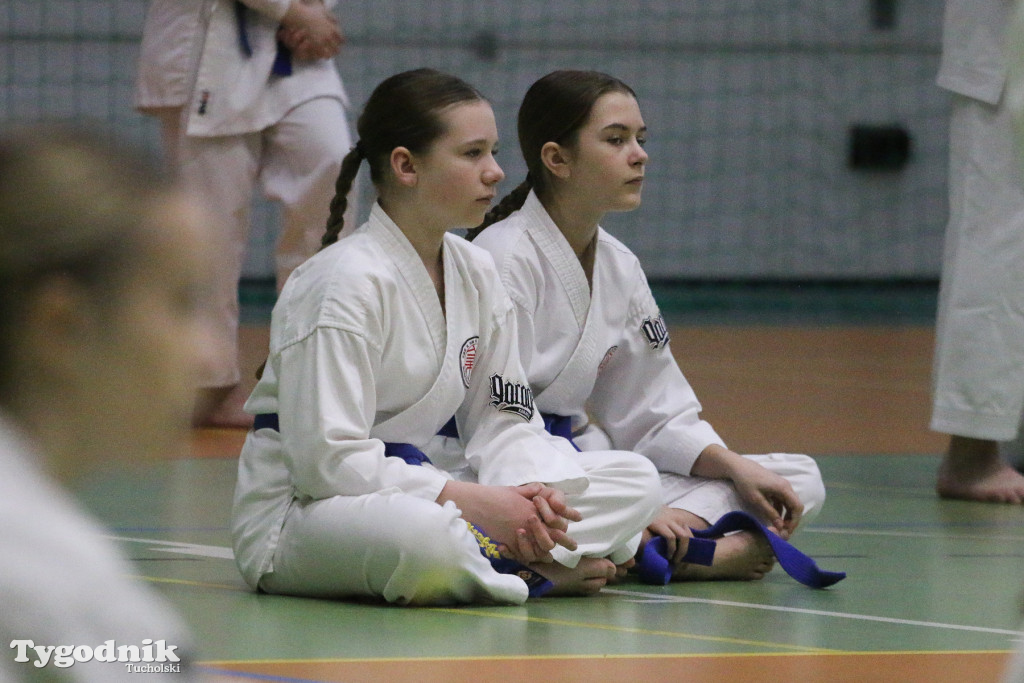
[
  {"left": 168, "top": 96, "right": 351, "bottom": 387},
  {"left": 931, "top": 93, "right": 1024, "bottom": 443}
]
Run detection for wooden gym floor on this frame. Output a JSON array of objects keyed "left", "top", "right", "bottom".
[{"left": 75, "top": 316, "right": 1024, "bottom": 682}]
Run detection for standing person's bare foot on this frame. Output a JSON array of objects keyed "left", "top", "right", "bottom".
[
  {"left": 672, "top": 531, "right": 775, "bottom": 581},
  {"left": 529, "top": 557, "right": 617, "bottom": 596},
  {"left": 936, "top": 436, "right": 1024, "bottom": 504},
  {"left": 193, "top": 384, "right": 254, "bottom": 429}
]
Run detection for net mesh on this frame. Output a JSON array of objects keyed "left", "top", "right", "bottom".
[{"left": 1, "top": 0, "right": 948, "bottom": 280}]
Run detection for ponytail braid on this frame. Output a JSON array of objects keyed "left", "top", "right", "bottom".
[
  {"left": 321, "top": 142, "right": 365, "bottom": 249},
  {"left": 466, "top": 177, "right": 532, "bottom": 241}
]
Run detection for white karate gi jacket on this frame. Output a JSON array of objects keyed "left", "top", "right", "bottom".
[
  {"left": 0, "top": 414, "right": 199, "bottom": 681},
  {"left": 232, "top": 204, "right": 593, "bottom": 589},
  {"left": 134, "top": 0, "right": 348, "bottom": 136},
  {"left": 473, "top": 192, "right": 726, "bottom": 478},
  {"left": 937, "top": 0, "right": 1011, "bottom": 104}
]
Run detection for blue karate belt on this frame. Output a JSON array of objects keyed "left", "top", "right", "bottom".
[
  {"left": 252, "top": 413, "right": 431, "bottom": 465},
  {"left": 466, "top": 523, "right": 553, "bottom": 598},
  {"left": 254, "top": 412, "right": 554, "bottom": 596},
  {"left": 234, "top": 1, "right": 293, "bottom": 76},
  {"left": 438, "top": 413, "right": 581, "bottom": 451},
  {"left": 635, "top": 509, "right": 846, "bottom": 589}
]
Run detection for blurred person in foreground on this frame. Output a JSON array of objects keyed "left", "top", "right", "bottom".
[{"left": 0, "top": 125, "right": 216, "bottom": 681}]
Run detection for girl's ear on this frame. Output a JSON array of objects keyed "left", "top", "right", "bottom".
[
  {"left": 390, "top": 147, "right": 418, "bottom": 187},
  {"left": 540, "top": 141, "right": 572, "bottom": 179},
  {"left": 18, "top": 275, "right": 95, "bottom": 379}
]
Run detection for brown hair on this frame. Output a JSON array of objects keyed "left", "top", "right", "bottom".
[
  {"left": 468, "top": 70, "right": 635, "bottom": 239},
  {"left": 321, "top": 68, "right": 487, "bottom": 248}
]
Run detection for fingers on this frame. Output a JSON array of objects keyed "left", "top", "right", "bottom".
[
  {"left": 503, "top": 523, "right": 548, "bottom": 565},
  {"left": 532, "top": 495, "right": 568, "bottom": 532},
  {"left": 539, "top": 488, "right": 583, "bottom": 522},
  {"left": 546, "top": 526, "right": 578, "bottom": 553},
  {"left": 646, "top": 519, "right": 693, "bottom": 565}
]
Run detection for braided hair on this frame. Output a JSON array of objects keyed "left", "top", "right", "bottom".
[
  {"left": 321, "top": 68, "right": 486, "bottom": 248},
  {"left": 468, "top": 70, "right": 635, "bottom": 241}
]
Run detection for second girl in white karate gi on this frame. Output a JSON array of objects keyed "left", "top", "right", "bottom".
[{"left": 470, "top": 70, "right": 828, "bottom": 582}]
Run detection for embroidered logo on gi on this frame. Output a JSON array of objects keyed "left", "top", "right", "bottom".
[
  {"left": 459, "top": 336, "right": 478, "bottom": 387},
  {"left": 488, "top": 373, "right": 535, "bottom": 421},
  {"left": 597, "top": 345, "right": 619, "bottom": 374},
  {"left": 640, "top": 314, "right": 670, "bottom": 349}
]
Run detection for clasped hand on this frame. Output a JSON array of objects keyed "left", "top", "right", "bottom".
[
  {"left": 278, "top": 0, "right": 345, "bottom": 61},
  {"left": 437, "top": 480, "right": 581, "bottom": 566}
]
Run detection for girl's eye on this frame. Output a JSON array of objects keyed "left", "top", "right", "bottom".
[
  {"left": 637, "top": 136, "right": 647, "bottom": 147},
  {"left": 465, "top": 149, "right": 482, "bottom": 158},
  {"left": 608, "top": 137, "right": 624, "bottom": 145}
]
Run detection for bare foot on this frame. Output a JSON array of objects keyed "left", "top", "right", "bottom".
[
  {"left": 609, "top": 557, "right": 635, "bottom": 584},
  {"left": 672, "top": 531, "right": 775, "bottom": 581},
  {"left": 937, "top": 436, "right": 1024, "bottom": 504},
  {"left": 530, "top": 557, "right": 617, "bottom": 596},
  {"left": 193, "top": 384, "right": 253, "bottom": 429}
]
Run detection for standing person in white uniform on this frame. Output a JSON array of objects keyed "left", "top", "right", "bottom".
[
  {"left": 230, "top": 69, "right": 662, "bottom": 605},
  {"left": 0, "top": 127, "right": 216, "bottom": 680},
  {"left": 929, "top": 0, "right": 1024, "bottom": 504},
  {"left": 135, "top": 0, "right": 353, "bottom": 428},
  {"left": 470, "top": 71, "right": 827, "bottom": 582}
]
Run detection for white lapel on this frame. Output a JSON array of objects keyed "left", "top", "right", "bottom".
[
  {"left": 524, "top": 195, "right": 603, "bottom": 407},
  {"left": 369, "top": 207, "right": 464, "bottom": 439}
]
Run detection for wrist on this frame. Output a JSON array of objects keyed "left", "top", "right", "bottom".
[
  {"left": 280, "top": 1, "right": 315, "bottom": 29},
  {"left": 691, "top": 443, "right": 740, "bottom": 480}
]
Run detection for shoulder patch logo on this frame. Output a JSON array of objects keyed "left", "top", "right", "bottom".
[
  {"left": 460, "top": 336, "right": 479, "bottom": 387},
  {"left": 640, "top": 314, "right": 670, "bottom": 349},
  {"left": 488, "top": 373, "right": 535, "bottom": 421},
  {"left": 598, "top": 345, "right": 619, "bottom": 374}
]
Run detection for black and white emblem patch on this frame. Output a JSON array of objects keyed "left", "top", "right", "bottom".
[
  {"left": 640, "top": 314, "right": 670, "bottom": 349},
  {"left": 488, "top": 373, "right": 535, "bottom": 421}
]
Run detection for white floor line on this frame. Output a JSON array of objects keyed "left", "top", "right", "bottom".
[
  {"left": 603, "top": 588, "right": 1024, "bottom": 638},
  {"left": 109, "top": 535, "right": 1024, "bottom": 640},
  {"left": 107, "top": 535, "right": 235, "bottom": 560},
  {"left": 806, "top": 528, "right": 1024, "bottom": 542}
]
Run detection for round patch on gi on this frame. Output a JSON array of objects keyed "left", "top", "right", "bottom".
[
  {"left": 460, "top": 336, "right": 479, "bottom": 387},
  {"left": 598, "top": 345, "right": 619, "bottom": 374}
]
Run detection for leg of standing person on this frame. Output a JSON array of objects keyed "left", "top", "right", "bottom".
[
  {"left": 177, "top": 130, "right": 262, "bottom": 427},
  {"left": 265, "top": 95, "right": 354, "bottom": 289},
  {"left": 931, "top": 93, "right": 1024, "bottom": 504}
]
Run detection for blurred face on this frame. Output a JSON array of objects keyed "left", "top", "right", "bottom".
[
  {"left": 79, "top": 194, "right": 218, "bottom": 461},
  {"left": 563, "top": 91, "right": 648, "bottom": 213},
  {"left": 414, "top": 99, "right": 505, "bottom": 229}
]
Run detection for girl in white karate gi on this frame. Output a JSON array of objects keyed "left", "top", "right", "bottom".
[
  {"left": 470, "top": 70, "right": 827, "bottom": 582},
  {"left": 230, "top": 69, "right": 661, "bottom": 606},
  {"left": 0, "top": 127, "right": 212, "bottom": 680}
]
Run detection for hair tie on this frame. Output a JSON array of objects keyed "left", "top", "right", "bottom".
[{"left": 352, "top": 140, "right": 366, "bottom": 159}]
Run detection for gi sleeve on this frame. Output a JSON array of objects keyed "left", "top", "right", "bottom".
[
  {"left": 273, "top": 326, "right": 449, "bottom": 502},
  {"left": 586, "top": 267, "right": 725, "bottom": 476},
  {"left": 457, "top": 294, "right": 589, "bottom": 494},
  {"left": 238, "top": 0, "right": 292, "bottom": 22}
]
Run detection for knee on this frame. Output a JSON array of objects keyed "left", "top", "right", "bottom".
[
  {"left": 588, "top": 450, "right": 662, "bottom": 519},
  {"left": 787, "top": 454, "right": 827, "bottom": 523},
  {"left": 387, "top": 501, "right": 478, "bottom": 573}
]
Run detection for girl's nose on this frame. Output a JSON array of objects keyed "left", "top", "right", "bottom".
[{"left": 484, "top": 157, "right": 505, "bottom": 185}]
